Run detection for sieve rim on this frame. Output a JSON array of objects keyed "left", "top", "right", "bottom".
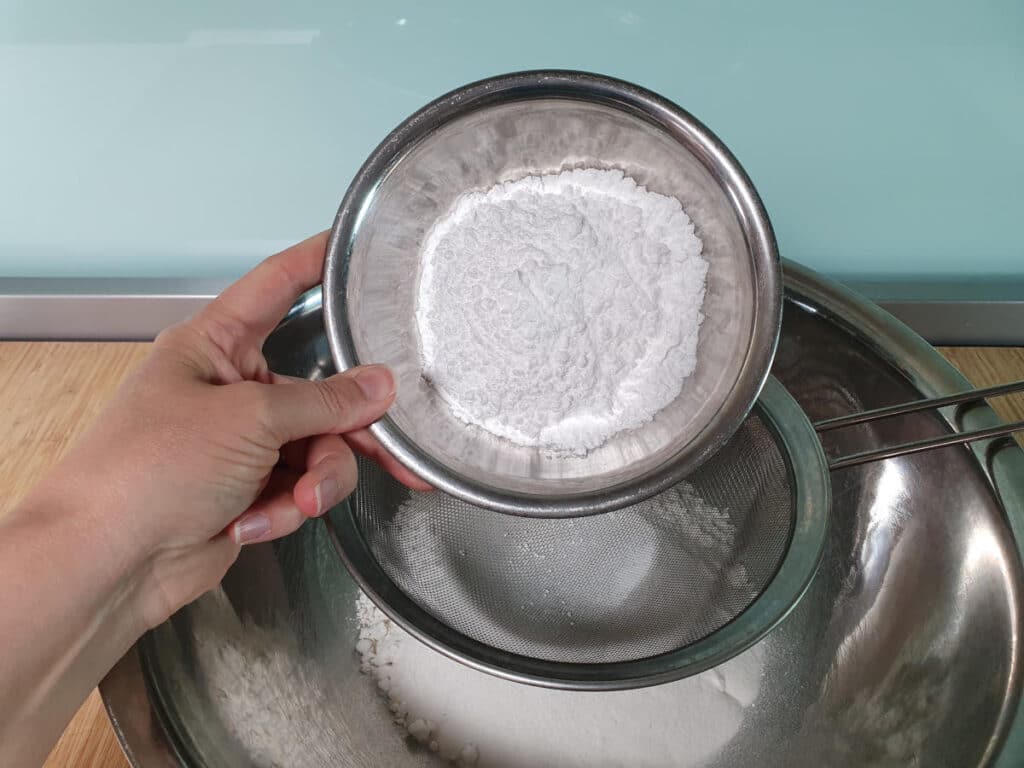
[
  {"left": 325, "top": 377, "right": 829, "bottom": 690},
  {"left": 323, "top": 69, "right": 782, "bottom": 517}
]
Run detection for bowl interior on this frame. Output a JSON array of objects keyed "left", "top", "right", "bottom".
[{"left": 342, "top": 96, "right": 758, "bottom": 499}]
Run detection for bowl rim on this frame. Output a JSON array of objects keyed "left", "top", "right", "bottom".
[{"left": 323, "top": 68, "right": 782, "bottom": 517}]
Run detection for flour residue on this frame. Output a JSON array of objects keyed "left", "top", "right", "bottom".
[
  {"left": 415, "top": 168, "right": 707, "bottom": 455},
  {"left": 356, "top": 593, "right": 764, "bottom": 767}
]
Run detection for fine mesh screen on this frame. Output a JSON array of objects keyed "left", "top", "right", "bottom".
[{"left": 351, "top": 413, "right": 794, "bottom": 664}]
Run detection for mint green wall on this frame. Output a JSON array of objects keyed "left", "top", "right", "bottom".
[{"left": 1, "top": 1, "right": 1021, "bottom": 281}]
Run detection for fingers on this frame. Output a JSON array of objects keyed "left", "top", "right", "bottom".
[
  {"left": 196, "top": 231, "right": 329, "bottom": 348},
  {"left": 344, "top": 428, "right": 434, "bottom": 491},
  {"left": 229, "top": 438, "right": 359, "bottom": 545},
  {"left": 262, "top": 361, "right": 431, "bottom": 496},
  {"left": 261, "top": 364, "right": 396, "bottom": 443},
  {"left": 230, "top": 420, "right": 433, "bottom": 548},
  {"left": 281, "top": 430, "right": 430, "bottom": 515},
  {"left": 229, "top": 467, "right": 306, "bottom": 545},
  {"left": 292, "top": 435, "right": 358, "bottom": 517},
  {"left": 270, "top": 367, "right": 430, "bottom": 492}
]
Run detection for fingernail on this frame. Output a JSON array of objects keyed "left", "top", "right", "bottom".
[
  {"left": 232, "top": 512, "right": 271, "bottom": 545},
  {"left": 354, "top": 366, "right": 395, "bottom": 402},
  {"left": 315, "top": 475, "right": 341, "bottom": 516}
]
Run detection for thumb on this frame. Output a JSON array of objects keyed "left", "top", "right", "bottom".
[{"left": 263, "top": 364, "right": 396, "bottom": 442}]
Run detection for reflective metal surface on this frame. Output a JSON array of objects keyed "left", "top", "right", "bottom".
[
  {"left": 324, "top": 70, "right": 782, "bottom": 517},
  {"left": 332, "top": 378, "right": 829, "bottom": 690},
  {"left": 101, "top": 264, "right": 1024, "bottom": 767},
  {"left": 816, "top": 379, "right": 1024, "bottom": 470}
]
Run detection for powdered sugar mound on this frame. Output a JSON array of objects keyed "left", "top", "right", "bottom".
[
  {"left": 356, "top": 592, "right": 764, "bottom": 768},
  {"left": 415, "top": 168, "right": 707, "bottom": 455},
  {"left": 189, "top": 590, "right": 349, "bottom": 767}
]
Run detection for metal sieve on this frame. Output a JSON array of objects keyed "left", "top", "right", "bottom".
[
  {"left": 323, "top": 70, "right": 782, "bottom": 517},
  {"left": 330, "top": 377, "right": 828, "bottom": 690},
  {"left": 329, "top": 375, "right": 1024, "bottom": 691}
]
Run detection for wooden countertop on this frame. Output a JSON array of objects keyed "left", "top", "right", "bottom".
[{"left": 0, "top": 341, "right": 1021, "bottom": 767}]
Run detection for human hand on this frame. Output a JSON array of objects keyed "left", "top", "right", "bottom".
[{"left": 42, "top": 232, "right": 428, "bottom": 631}]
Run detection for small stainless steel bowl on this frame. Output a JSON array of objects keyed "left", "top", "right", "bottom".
[{"left": 324, "top": 70, "right": 781, "bottom": 517}]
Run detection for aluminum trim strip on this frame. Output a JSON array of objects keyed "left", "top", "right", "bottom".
[{"left": 3, "top": 276, "right": 1022, "bottom": 344}]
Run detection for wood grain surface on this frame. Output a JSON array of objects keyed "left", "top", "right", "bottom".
[
  {"left": 0, "top": 342, "right": 148, "bottom": 768},
  {"left": 942, "top": 347, "right": 1024, "bottom": 439},
  {"left": 0, "top": 341, "right": 1020, "bottom": 767}
]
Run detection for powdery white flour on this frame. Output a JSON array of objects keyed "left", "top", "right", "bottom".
[
  {"left": 190, "top": 592, "right": 349, "bottom": 767},
  {"left": 415, "top": 168, "right": 707, "bottom": 455},
  {"left": 356, "top": 593, "right": 764, "bottom": 768},
  {"left": 184, "top": 587, "right": 762, "bottom": 768}
]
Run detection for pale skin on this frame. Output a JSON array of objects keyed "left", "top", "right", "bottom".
[{"left": 0, "top": 232, "right": 430, "bottom": 767}]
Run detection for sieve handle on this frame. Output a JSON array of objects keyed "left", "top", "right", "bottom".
[
  {"left": 827, "top": 420, "right": 1024, "bottom": 470},
  {"left": 814, "top": 377, "right": 1024, "bottom": 470},
  {"left": 815, "top": 379, "right": 1024, "bottom": 433}
]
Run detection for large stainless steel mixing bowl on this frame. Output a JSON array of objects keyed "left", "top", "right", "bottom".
[
  {"left": 101, "top": 263, "right": 1024, "bottom": 767},
  {"left": 323, "top": 70, "right": 781, "bottom": 516}
]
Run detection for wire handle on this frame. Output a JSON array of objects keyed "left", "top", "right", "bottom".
[{"left": 814, "top": 379, "right": 1024, "bottom": 470}]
